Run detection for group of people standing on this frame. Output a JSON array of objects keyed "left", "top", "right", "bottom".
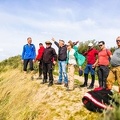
[
  {"left": 21, "top": 36, "right": 120, "bottom": 92},
  {"left": 80, "top": 41, "right": 112, "bottom": 89}
]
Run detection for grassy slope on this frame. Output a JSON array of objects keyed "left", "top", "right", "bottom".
[{"left": 0, "top": 56, "right": 101, "bottom": 120}]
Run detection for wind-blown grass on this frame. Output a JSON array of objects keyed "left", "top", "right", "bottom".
[{"left": 0, "top": 56, "right": 102, "bottom": 120}]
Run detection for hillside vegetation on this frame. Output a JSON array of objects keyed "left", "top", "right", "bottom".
[{"left": 0, "top": 56, "right": 103, "bottom": 120}]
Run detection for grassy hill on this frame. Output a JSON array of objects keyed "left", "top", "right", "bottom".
[{"left": 0, "top": 56, "right": 102, "bottom": 120}]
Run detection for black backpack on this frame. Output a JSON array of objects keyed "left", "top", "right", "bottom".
[{"left": 82, "top": 89, "right": 113, "bottom": 112}]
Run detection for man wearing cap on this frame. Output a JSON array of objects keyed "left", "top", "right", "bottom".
[
  {"left": 80, "top": 42, "right": 98, "bottom": 89},
  {"left": 106, "top": 36, "right": 120, "bottom": 92},
  {"left": 42, "top": 41, "right": 57, "bottom": 86},
  {"left": 35, "top": 43, "right": 45, "bottom": 79},
  {"left": 51, "top": 38, "right": 68, "bottom": 87}
]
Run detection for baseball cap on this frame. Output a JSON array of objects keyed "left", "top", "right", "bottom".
[{"left": 88, "top": 43, "right": 93, "bottom": 47}]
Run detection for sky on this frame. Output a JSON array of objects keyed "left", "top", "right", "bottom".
[{"left": 0, "top": 0, "right": 120, "bottom": 61}]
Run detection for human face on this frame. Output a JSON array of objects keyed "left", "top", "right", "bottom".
[
  {"left": 88, "top": 46, "right": 92, "bottom": 49},
  {"left": 39, "top": 44, "right": 42, "bottom": 48},
  {"left": 98, "top": 43, "right": 105, "bottom": 50},
  {"left": 67, "top": 43, "right": 71, "bottom": 50},
  {"left": 46, "top": 44, "right": 51, "bottom": 48},
  {"left": 116, "top": 38, "right": 120, "bottom": 47},
  {"left": 27, "top": 38, "right": 32, "bottom": 44},
  {"left": 59, "top": 40, "right": 64, "bottom": 47}
]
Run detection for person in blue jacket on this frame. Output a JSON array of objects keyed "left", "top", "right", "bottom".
[{"left": 22, "top": 37, "right": 36, "bottom": 74}]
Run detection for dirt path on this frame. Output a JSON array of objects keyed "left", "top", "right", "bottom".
[{"left": 52, "top": 74, "right": 119, "bottom": 92}]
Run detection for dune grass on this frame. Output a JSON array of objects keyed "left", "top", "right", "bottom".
[{"left": 0, "top": 56, "right": 103, "bottom": 120}]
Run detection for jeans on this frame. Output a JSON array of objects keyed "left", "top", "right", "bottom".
[
  {"left": 58, "top": 61, "right": 68, "bottom": 84},
  {"left": 84, "top": 64, "right": 95, "bottom": 86},
  {"left": 84, "top": 64, "right": 95, "bottom": 75}
]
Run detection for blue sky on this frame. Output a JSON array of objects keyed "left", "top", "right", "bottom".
[{"left": 0, "top": 0, "right": 120, "bottom": 61}]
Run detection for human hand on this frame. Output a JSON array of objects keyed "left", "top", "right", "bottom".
[
  {"left": 33, "top": 60, "right": 35, "bottom": 63},
  {"left": 21, "top": 60, "right": 24, "bottom": 63},
  {"left": 51, "top": 37, "right": 55, "bottom": 42},
  {"left": 34, "top": 59, "right": 37, "bottom": 62},
  {"left": 53, "top": 61, "right": 56, "bottom": 65},
  {"left": 92, "top": 64, "right": 96, "bottom": 68},
  {"left": 73, "top": 41, "right": 79, "bottom": 45},
  {"left": 79, "top": 66, "right": 82, "bottom": 70}
]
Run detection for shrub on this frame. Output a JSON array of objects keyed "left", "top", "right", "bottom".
[{"left": 102, "top": 92, "right": 120, "bottom": 120}]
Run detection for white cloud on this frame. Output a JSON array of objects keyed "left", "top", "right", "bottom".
[
  {"left": 57, "top": 8, "right": 73, "bottom": 15},
  {"left": 0, "top": 0, "right": 119, "bottom": 61},
  {"left": 0, "top": 48, "right": 3, "bottom": 52}
]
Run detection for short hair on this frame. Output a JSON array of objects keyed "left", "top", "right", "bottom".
[
  {"left": 39, "top": 43, "right": 43, "bottom": 45},
  {"left": 59, "top": 39, "right": 65, "bottom": 43},
  {"left": 27, "top": 37, "right": 32, "bottom": 40},
  {"left": 98, "top": 41, "right": 105, "bottom": 45},
  {"left": 116, "top": 36, "right": 120, "bottom": 40}
]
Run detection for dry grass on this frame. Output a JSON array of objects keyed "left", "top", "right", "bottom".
[{"left": 0, "top": 68, "right": 101, "bottom": 120}]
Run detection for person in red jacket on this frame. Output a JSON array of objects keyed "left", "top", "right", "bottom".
[
  {"left": 36, "top": 43, "right": 45, "bottom": 79},
  {"left": 80, "top": 43, "right": 98, "bottom": 89}
]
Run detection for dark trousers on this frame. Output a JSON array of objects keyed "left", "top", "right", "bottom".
[
  {"left": 38, "top": 60, "right": 43, "bottom": 77},
  {"left": 97, "top": 65, "right": 109, "bottom": 88},
  {"left": 23, "top": 59, "right": 34, "bottom": 71},
  {"left": 43, "top": 62, "right": 53, "bottom": 83}
]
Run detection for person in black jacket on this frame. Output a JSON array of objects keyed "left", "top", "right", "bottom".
[
  {"left": 42, "top": 41, "right": 57, "bottom": 86},
  {"left": 52, "top": 38, "right": 68, "bottom": 87}
]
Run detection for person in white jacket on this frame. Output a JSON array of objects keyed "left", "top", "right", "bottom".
[{"left": 66, "top": 40, "right": 77, "bottom": 91}]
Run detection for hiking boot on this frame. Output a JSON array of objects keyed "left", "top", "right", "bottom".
[
  {"left": 66, "top": 88, "right": 73, "bottom": 91},
  {"left": 87, "top": 85, "right": 94, "bottom": 89},
  {"left": 48, "top": 83, "right": 53, "bottom": 87},
  {"left": 31, "top": 76, "right": 34, "bottom": 80},
  {"left": 64, "top": 83, "right": 68, "bottom": 87},
  {"left": 55, "top": 82, "right": 62, "bottom": 85},
  {"left": 36, "top": 76, "right": 42, "bottom": 80},
  {"left": 41, "top": 80, "right": 47, "bottom": 84},
  {"left": 80, "top": 84, "right": 87, "bottom": 87}
]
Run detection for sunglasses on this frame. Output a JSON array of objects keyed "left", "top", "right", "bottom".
[
  {"left": 116, "top": 40, "right": 120, "bottom": 43},
  {"left": 99, "top": 44, "right": 103, "bottom": 47}
]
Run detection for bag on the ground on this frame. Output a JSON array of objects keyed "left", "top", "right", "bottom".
[
  {"left": 82, "top": 89, "right": 113, "bottom": 112},
  {"left": 78, "top": 69, "right": 83, "bottom": 76}
]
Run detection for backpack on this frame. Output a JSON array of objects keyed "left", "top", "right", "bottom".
[
  {"left": 82, "top": 89, "right": 113, "bottom": 112},
  {"left": 106, "top": 49, "right": 111, "bottom": 61},
  {"left": 73, "top": 46, "right": 85, "bottom": 66}
]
